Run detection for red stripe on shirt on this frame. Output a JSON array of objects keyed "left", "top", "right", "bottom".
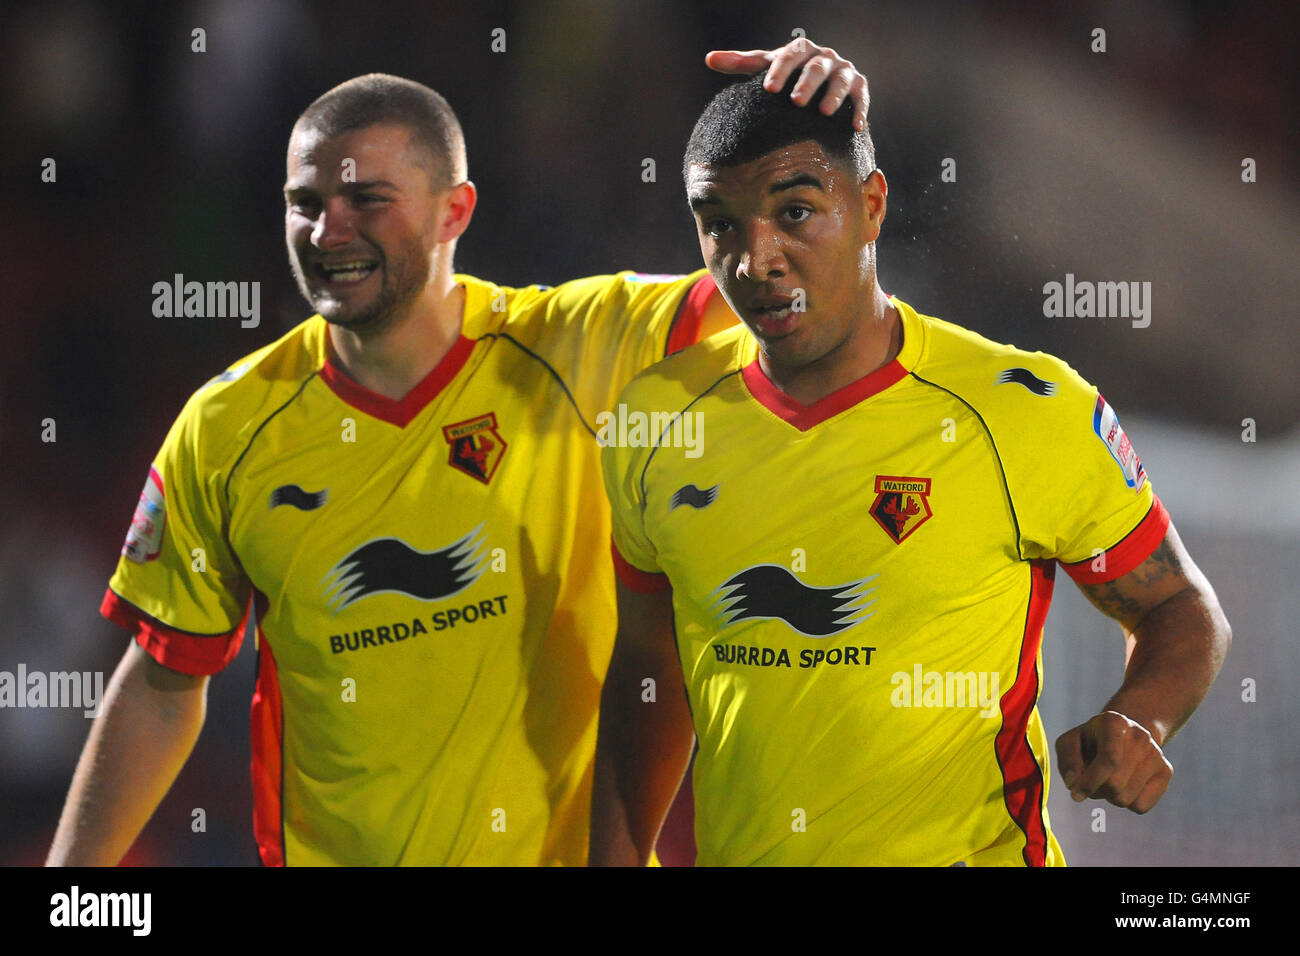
[
  {"left": 611, "top": 538, "right": 670, "bottom": 593},
  {"left": 100, "top": 588, "right": 246, "bottom": 676},
  {"left": 250, "top": 626, "right": 285, "bottom": 867},
  {"left": 665, "top": 275, "right": 719, "bottom": 356},
  {"left": 995, "top": 559, "right": 1055, "bottom": 867},
  {"left": 1061, "top": 496, "right": 1171, "bottom": 585}
]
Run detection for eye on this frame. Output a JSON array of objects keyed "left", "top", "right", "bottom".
[
  {"left": 354, "top": 194, "right": 387, "bottom": 207},
  {"left": 703, "top": 218, "right": 732, "bottom": 239},
  {"left": 785, "top": 205, "right": 812, "bottom": 223}
]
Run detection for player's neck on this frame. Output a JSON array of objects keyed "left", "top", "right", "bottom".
[
  {"left": 328, "top": 277, "right": 465, "bottom": 401},
  {"left": 759, "top": 286, "right": 900, "bottom": 407}
]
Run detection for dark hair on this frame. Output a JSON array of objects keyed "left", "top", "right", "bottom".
[
  {"left": 683, "top": 72, "right": 873, "bottom": 183},
  {"left": 294, "top": 74, "right": 466, "bottom": 188}
]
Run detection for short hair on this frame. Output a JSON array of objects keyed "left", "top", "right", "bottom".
[
  {"left": 293, "top": 74, "right": 467, "bottom": 188},
  {"left": 683, "top": 72, "right": 873, "bottom": 183}
]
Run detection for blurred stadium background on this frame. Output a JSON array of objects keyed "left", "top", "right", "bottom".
[{"left": 1, "top": 0, "right": 1295, "bottom": 865}]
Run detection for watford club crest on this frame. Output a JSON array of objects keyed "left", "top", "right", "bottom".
[
  {"left": 869, "top": 475, "right": 933, "bottom": 544},
  {"left": 443, "top": 413, "right": 507, "bottom": 485}
]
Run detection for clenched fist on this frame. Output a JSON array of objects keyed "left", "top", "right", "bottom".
[{"left": 1055, "top": 710, "right": 1174, "bottom": 814}]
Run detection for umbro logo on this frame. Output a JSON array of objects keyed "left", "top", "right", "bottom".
[
  {"left": 270, "top": 485, "right": 328, "bottom": 511},
  {"left": 996, "top": 368, "right": 1056, "bottom": 396},
  {"left": 671, "top": 484, "right": 718, "bottom": 510}
]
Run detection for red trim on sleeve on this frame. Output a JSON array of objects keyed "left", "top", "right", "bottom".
[
  {"left": 250, "top": 627, "right": 285, "bottom": 867},
  {"left": 1060, "top": 496, "right": 1171, "bottom": 585},
  {"left": 665, "top": 275, "right": 719, "bottom": 356},
  {"left": 100, "top": 588, "right": 247, "bottom": 677},
  {"left": 994, "top": 559, "right": 1055, "bottom": 867},
  {"left": 319, "top": 334, "right": 477, "bottom": 428},
  {"left": 610, "top": 538, "right": 670, "bottom": 594}
]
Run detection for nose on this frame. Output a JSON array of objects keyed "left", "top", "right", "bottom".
[
  {"left": 311, "top": 198, "right": 356, "bottom": 249},
  {"left": 735, "top": 220, "right": 786, "bottom": 282}
]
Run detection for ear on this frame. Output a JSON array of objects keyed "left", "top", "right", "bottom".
[
  {"left": 437, "top": 181, "right": 477, "bottom": 243},
  {"left": 862, "top": 169, "right": 887, "bottom": 241}
]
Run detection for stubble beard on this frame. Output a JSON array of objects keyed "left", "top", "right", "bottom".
[{"left": 291, "top": 237, "right": 432, "bottom": 338}]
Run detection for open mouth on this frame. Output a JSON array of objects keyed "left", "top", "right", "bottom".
[
  {"left": 752, "top": 302, "right": 795, "bottom": 320},
  {"left": 749, "top": 299, "right": 800, "bottom": 335},
  {"left": 313, "top": 260, "right": 379, "bottom": 285}
]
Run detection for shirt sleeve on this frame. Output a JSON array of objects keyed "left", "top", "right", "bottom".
[
  {"left": 514, "top": 270, "right": 718, "bottom": 429},
  {"left": 1009, "top": 365, "right": 1170, "bottom": 584},
  {"left": 101, "top": 389, "right": 252, "bottom": 675},
  {"left": 600, "top": 384, "right": 671, "bottom": 593}
]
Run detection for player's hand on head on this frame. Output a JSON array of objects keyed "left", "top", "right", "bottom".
[
  {"left": 1055, "top": 710, "right": 1174, "bottom": 814},
  {"left": 705, "top": 37, "right": 868, "bottom": 131}
]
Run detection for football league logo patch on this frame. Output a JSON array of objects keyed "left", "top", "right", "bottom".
[
  {"left": 122, "top": 466, "right": 166, "bottom": 563},
  {"left": 443, "top": 413, "right": 507, "bottom": 485},
  {"left": 869, "top": 475, "right": 933, "bottom": 544},
  {"left": 1092, "top": 394, "right": 1146, "bottom": 491}
]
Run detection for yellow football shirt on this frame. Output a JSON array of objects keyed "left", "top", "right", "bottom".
[
  {"left": 603, "top": 296, "right": 1170, "bottom": 866},
  {"left": 102, "top": 270, "right": 718, "bottom": 865}
]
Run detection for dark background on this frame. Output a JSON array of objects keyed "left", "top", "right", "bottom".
[{"left": 1, "top": 0, "right": 1296, "bottom": 866}]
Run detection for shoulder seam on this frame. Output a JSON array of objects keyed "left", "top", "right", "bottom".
[
  {"left": 486, "top": 332, "right": 597, "bottom": 439},
  {"left": 908, "top": 370, "right": 1025, "bottom": 561},
  {"left": 638, "top": 369, "right": 741, "bottom": 513},
  {"left": 224, "top": 372, "right": 320, "bottom": 510}
]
